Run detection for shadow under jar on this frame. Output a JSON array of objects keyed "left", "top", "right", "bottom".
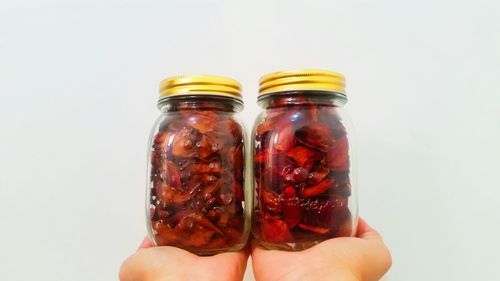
[
  {"left": 252, "top": 69, "right": 358, "bottom": 251},
  {"left": 146, "top": 75, "right": 250, "bottom": 255}
]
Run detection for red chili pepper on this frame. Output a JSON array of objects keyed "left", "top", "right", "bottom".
[
  {"left": 306, "top": 165, "right": 329, "bottom": 186},
  {"left": 295, "top": 124, "right": 334, "bottom": 152},
  {"left": 231, "top": 181, "right": 243, "bottom": 202},
  {"left": 260, "top": 218, "right": 293, "bottom": 242},
  {"left": 171, "top": 127, "right": 198, "bottom": 157},
  {"left": 254, "top": 98, "right": 353, "bottom": 246},
  {"left": 153, "top": 131, "right": 170, "bottom": 152},
  {"left": 274, "top": 125, "right": 296, "bottom": 152},
  {"left": 287, "top": 146, "right": 319, "bottom": 169},
  {"left": 256, "top": 120, "right": 274, "bottom": 135},
  {"left": 297, "top": 223, "right": 329, "bottom": 234},
  {"left": 283, "top": 186, "right": 302, "bottom": 228},
  {"left": 327, "top": 136, "right": 349, "bottom": 171},
  {"left": 185, "top": 110, "right": 218, "bottom": 133},
  {"left": 254, "top": 150, "right": 268, "bottom": 164},
  {"left": 167, "top": 161, "right": 181, "bottom": 188},
  {"left": 150, "top": 106, "right": 245, "bottom": 249},
  {"left": 335, "top": 213, "right": 353, "bottom": 237},
  {"left": 261, "top": 188, "right": 281, "bottom": 213},
  {"left": 301, "top": 179, "right": 334, "bottom": 198},
  {"left": 157, "top": 183, "right": 191, "bottom": 205}
]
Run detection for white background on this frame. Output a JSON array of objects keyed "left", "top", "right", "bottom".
[{"left": 1, "top": 1, "right": 499, "bottom": 280}]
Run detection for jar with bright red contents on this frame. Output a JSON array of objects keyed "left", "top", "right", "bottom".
[
  {"left": 252, "top": 69, "right": 358, "bottom": 251},
  {"left": 146, "top": 75, "right": 251, "bottom": 255}
]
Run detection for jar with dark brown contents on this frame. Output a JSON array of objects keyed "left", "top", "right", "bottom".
[
  {"left": 252, "top": 69, "right": 358, "bottom": 251},
  {"left": 146, "top": 75, "right": 250, "bottom": 255}
]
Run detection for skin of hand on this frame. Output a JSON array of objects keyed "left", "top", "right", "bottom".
[
  {"left": 119, "top": 238, "right": 249, "bottom": 281},
  {"left": 120, "top": 218, "right": 391, "bottom": 281},
  {"left": 251, "top": 218, "right": 392, "bottom": 281}
]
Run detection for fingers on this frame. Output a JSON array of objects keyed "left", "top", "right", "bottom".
[
  {"left": 120, "top": 246, "right": 192, "bottom": 281},
  {"left": 211, "top": 250, "right": 250, "bottom": 280},
  {"left": 361, "top": 240, "right": 392, "bottom": 281},
  {"left": 356, "top": 218, "right": 384, "bottom": 242},
  {"left": 314, "top": 218, "right": 391, "bottom": 281},
  {"left": 250, "top": 241, "right": 306, "bottom": 281},
  {"left": 120, "top": 238, "right": 250, "bottom": 281},
  {"left": 137, "top": 236, "right": 153, "bottom": 250},
  {"left": 355, "top": 218, "right": 392, "bottom": 280}
]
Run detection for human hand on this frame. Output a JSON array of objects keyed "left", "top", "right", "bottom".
[
  {"left": 120, "top": 219, "right": 390, "bottom": 281},
  {"left": 119, "top": 237, "right": 249, "bottom": 281},
  {"left": 251, "top": 218, "right": 392, "bottom": 281}
]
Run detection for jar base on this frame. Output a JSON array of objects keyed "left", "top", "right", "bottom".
[
  {"left": 255, "top": 240, "right": 324, "bottom": 251},
  {"left": 163, "top": 243, "right": 248, "bottom": 256}
]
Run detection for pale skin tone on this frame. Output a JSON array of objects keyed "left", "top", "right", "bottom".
[{"left": 120, "top": 218, "right": 392, "bottom": 281}]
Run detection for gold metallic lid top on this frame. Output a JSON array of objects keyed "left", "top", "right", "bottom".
[
  {"left": 159, "top": 74, "right": 242, "bottom": 100},
  {"left": 259, "top": 69, "right": 346, "bottom": 96}
]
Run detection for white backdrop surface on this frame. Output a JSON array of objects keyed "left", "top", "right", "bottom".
[{"left": 0, "top": 1, "right": 499, "bottom": 280}]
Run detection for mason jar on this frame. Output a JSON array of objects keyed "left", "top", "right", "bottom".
[
  {"left": 252, "top": 69, "right": 358, "bottom": 251},
  {"left": 146, "top": 75, "right": 250, "bottom": 255}
]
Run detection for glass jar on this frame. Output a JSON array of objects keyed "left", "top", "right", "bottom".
[
  {"left": 146, "top": 75, "right": 250, "bottom": 255},
  {"left": 252, "top": 69, "right": 358, "bottom": 251}
]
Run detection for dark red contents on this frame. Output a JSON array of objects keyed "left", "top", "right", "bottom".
[
  {"left": 254, "top": 96, "right": 352, "bottom": 245},
  {"left": 150, "top": 106, "right": 245, "bottom": 250}
]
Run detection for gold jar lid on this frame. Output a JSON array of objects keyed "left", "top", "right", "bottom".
[
  {"left": 159, "top": 74, "right": 242, "bottom": 100},
  {"left": 259, "top": 69, "right": 346, "bottom": 96}
]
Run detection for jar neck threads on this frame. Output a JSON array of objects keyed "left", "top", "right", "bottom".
[
  {"left": 158, "top": 95, "right": 243, "bottom": 113},
  {"left": 257, "top": 91, "right": 347, "bottom": 109}
]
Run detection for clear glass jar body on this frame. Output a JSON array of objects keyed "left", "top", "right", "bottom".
[
  {"left": 252, "top": 91, "right": 358, "bottom": 251},
  {"left": 146, "top": 95, "right": 250, "bottom": 255}
]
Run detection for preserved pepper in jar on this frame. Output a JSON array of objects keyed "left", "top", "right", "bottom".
[
  {"left": 252, "top": 69, "right": 358, "bottom": 251},
  {"left": 146, "top": 75, "right": 250, "bottom": 255}
]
